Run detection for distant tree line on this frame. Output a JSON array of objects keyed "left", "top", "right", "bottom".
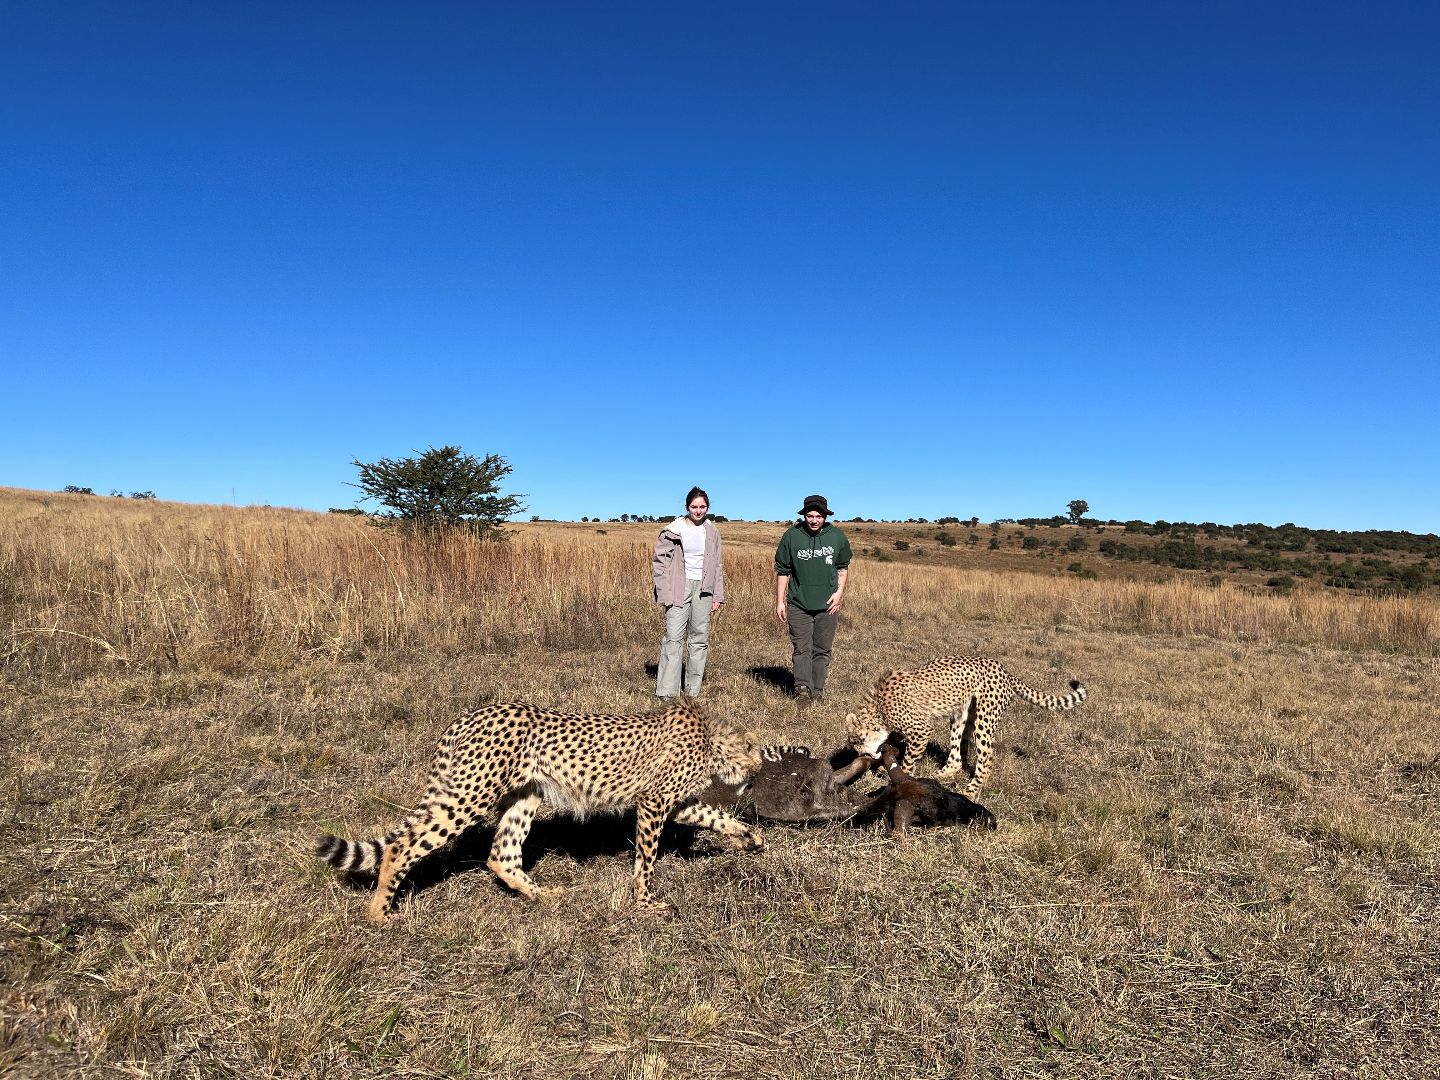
[
  {"left": 1095, "top": 537, "right": 1434, "bottom": 593},
  {"left": 62, "top": 486, "right": 155, "bottom": 499}
]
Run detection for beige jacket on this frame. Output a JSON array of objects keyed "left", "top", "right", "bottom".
[{"left": 652, "top": 518, "right": 724, "bottom": 606}]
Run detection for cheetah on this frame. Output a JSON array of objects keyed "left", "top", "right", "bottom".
[
  {"left": 315, "top": 698, "right": 764, "bottom": 920},
  {"left": 845, "top": 656, "right": 1087, "bottom": 796}
]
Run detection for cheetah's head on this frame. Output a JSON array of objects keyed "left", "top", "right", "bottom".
[
  {"left": 707, "top": 718, "right": 764, "bottom": 786},
  {"left": 845, "top": 710, "right": 890, "bottom": 761}
]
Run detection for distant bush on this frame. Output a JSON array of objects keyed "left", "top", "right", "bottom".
[
  {"left": 328, "top": 507, "right": 367, "bottom": 516},
  {"left": 935, "top": 531, "right": 957, "bottom": 547},
  {"left": 350, "top": 445, "right": 523, "bottom": 538},
  {"left": 988, "top": 537, "right": 1000, "bottom": 550},
  {"left": 129, "top": 491, "right": 157, "bottom": 500},
  {"left": 893, "top": 540, "right": 910, "bottom": 551},
  {"left": 61, "top": 485, "right": 95, "bottom": 495},
  {"left": 1266, "top": 575, "right": 1296, "bottom": 590},
  {"left": 1021, "top": 536, "right": 1041, "bottom": 550}
]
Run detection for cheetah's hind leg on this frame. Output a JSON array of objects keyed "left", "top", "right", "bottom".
[
  {"left": 368, "top": 793, "right": 486, "bottom": 924},
  {"left": 485, "top": 789, "right": 561, "bottom": 903},
  {"left": 937, "top": 698, "right": 977, "bottom": 779},
  {"left": 365, "top": 762, "right": 517, "bottom": 924}
]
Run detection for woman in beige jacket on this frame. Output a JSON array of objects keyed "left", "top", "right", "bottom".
[{"left": 651, "top": 486, "right": 724, "bottom": 697}]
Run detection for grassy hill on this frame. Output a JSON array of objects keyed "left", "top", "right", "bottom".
[{"left": 3, "top": 487, "right": 1437, "bottom": 1077}]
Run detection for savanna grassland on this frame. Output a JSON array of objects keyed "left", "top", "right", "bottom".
[{"left": 3, "top": 487, "right": 1438, "bottom": 1079}]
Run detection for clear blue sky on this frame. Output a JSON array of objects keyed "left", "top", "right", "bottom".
[{"left": 4, "top": 2, "right": 1437, "bottom": 531}]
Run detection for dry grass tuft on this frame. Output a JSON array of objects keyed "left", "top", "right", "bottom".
[{"left": 3, "top": 489, "right": 1438, "bottom": 1077}]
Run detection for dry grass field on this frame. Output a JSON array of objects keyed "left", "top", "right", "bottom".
[{"left": 3, "top": 487, "right": 1438, "bottom": 1079}]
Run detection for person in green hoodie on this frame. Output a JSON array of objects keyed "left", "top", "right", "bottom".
[{"left": 774, "top": 494, "right": 852, "bottom": 711}]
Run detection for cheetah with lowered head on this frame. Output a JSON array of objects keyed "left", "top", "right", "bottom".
[
  {"left": 846, "top": 656, "right": 1087, "bottom": 796},
  {"left": 316, "top": 698, "right": 764, "bottom": 920}
]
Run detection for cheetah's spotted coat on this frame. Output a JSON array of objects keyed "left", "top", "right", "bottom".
[
  {"left": 846, "top": 656, "right": 1087, "bottom": 796},
  {"left": 316, "top": 698, "right": 764, "bottom": 920}
]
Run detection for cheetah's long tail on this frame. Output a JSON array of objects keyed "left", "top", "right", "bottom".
[
  {"left": 315, "top": 831, "right": 399, "bottom": 874},
  {"left": 1012, "top": 677, "right": 1087, "bottom": 711}
]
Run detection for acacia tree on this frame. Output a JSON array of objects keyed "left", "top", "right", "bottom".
[
  {"left": 1067, "top": 499, "right": 1090, "bottom": 526},
  {"left": 350, "top": 445, "right": 525, "bottom": 537}
]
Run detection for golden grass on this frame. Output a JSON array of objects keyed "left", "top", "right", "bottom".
[
  {"left": 2, "top": 488, "right": 1439, "bottom": 1078},
  {"left": 4, "top": 488, "right": 1436, "bottom": 683}
]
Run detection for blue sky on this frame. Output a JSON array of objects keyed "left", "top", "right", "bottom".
[{"left": 4, "top": 2, "right": 1437, "bottom": 531}]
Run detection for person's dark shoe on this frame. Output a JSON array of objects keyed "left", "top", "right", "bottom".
[{"left": 795, "top": 686, "right": 812, "bottom": 714}]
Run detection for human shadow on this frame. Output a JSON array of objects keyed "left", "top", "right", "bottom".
[{"left": 745, "top": 665, "right": 796, "bottom": 694}]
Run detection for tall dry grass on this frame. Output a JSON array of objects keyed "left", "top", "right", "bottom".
[
  {"left": 3, "top": 488, "right": 1437, "bottom": 682},
  {"left": 4, "top": 487, "right": 1439, "bottom": 1078}
]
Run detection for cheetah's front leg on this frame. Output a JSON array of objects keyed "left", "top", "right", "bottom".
[
  {"left": 670, "top": 801, "right": 765, "bottom": 851},
  {"left": 631, "top": 796, "right": 677, "bottom": 915}
]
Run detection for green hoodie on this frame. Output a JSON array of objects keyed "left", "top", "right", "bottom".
[{"left": 774, "top": 522, "right": 852, "bottom": 611}]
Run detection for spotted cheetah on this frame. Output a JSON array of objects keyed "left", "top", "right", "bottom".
[
  {"left": 845, "top": 656, "right": 1087, "bottom": 796},
  {"left": 315, "top": 698, "right": 764, "bottom": 920}
]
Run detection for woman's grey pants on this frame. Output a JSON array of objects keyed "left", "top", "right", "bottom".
[
  {"left": 786, "top": 601, "right": 838, "bottom": 693},
  {"left": 657, "top": 579, "right": 712, "bottom": 697}
]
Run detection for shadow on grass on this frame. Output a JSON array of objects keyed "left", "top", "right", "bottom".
[
  {"left": 745, "top": 665, "right": 796, "bottom": 694},
  {"left": 337, "top": 807, "right": 721, "bottom": 903}
]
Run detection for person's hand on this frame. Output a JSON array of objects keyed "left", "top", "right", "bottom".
[
  {"left": 711, "top": 600, "right": 723, "bottom": 615},
  {"left": 826, "top": 591, "right": 844, "bottom": 615},
  {"left": 775, "top": 600, "right": 788, "bottom": 624}
]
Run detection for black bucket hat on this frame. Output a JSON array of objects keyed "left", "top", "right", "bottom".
[{"left": 797, "top": 495, "right": 833, "bottom": 517}]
